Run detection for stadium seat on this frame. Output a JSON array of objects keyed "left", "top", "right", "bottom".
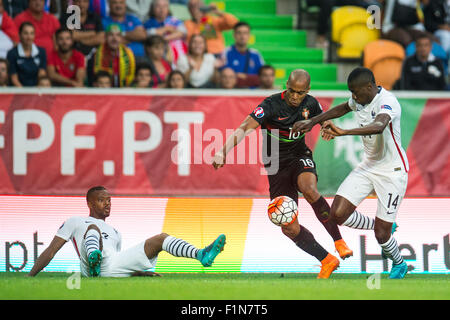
[
  {"left": 363, "top": 40, "right": 405, "bottom": 90},
  {"left": 405, "top": 41, "right": 448, "bottom": 75},
  {"left": 223, "top": 29, "right": 307, "bottom": 48},
  {"left": 215, "top": 0, "right": 346, "bottom": 89},
  {"left": 331, "top": 6, "right": 380, "bottom": 59}
]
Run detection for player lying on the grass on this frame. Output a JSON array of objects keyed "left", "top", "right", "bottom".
[
  {"left": 293, "top": 67, "right": 409, "bottom": 279},
  {"left": 28, "top": 186, "right": 226, "bottom": 277},
  {"left": 212, "top": 69, "right": 352, "bottom": 279}
]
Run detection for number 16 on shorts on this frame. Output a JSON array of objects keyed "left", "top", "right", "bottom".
[{"left": 300, "top": 158, "right": 314, "bottom": 168}]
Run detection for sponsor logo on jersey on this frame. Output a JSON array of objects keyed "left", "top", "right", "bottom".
[
  {"left": 278, "top": 116, "right": 288, "bottom": 121},
  {"left": 381, "top": 105, "right": 392, "bottom": 111},
  {"left": 254, "top": 107, "right": 264, "bottom": 118},
  {"left": 302, "top": 108, "right": 310, "bottom": 119}
]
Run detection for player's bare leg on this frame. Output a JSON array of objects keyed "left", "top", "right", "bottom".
[
  {"left": 331, "top": 195, "right": 375, "bottom": 230},
  {"left": 144, "top": 232, "right": 226, "bottom": 268},
  {"left": 83, "top": 224, "right": 103, "bottom": 277},
  {"left": 281, "top": 219, "right": 339, "bottom": 279},
  {"left": 297, "top": 173, "right": 353, "bottom": 259}
]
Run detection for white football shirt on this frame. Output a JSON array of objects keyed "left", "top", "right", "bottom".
[
  {"left": 56, "top": 216, "right": 122, "bottom": 268},
  {"left": 348, "top": 87, "right": 409, "bottom": 174}
]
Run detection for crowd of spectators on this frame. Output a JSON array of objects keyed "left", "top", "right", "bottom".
[
  {"left": 381, "top": 0, "right": 449, "bottom": 90},
  {"left": 0, "top": 0, "right": 276, "bottom": 90}
]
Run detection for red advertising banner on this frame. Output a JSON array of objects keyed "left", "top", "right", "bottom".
[
  {"left": 0, "top": 92, "right": 274, "bottom": 195},
  {"left": 0, "top": 91, "right": 448, "bottom": 196}
]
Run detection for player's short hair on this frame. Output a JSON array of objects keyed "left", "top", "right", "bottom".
[
  {"left": 347, "top": 67, "right": 376, "bottom": 87},
  {"left": 86, "top": 186, "right": 107, "bottom": 202}
]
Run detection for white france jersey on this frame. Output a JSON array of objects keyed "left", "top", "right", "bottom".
[
  {"left": 348, "top": 87, "right": 409, "bottom": 174},
  {"left": 56, "top": 216, "right": 122, "bottom": 266}
]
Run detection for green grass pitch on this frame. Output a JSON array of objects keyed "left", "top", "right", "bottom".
[{"left": 1, "top": 272, "right": 449, "bottom": 300}]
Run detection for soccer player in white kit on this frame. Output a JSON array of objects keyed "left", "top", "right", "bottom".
[
  {"left": 292, "top": 67, "right": 409, "bottom": 279},
  {"left": 28, "top": 186, "right": 226, "bottom": 277}
]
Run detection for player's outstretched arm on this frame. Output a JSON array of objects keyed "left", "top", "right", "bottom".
[
  {"left": 323, "top": 113, "right": 391, "bottom": 137},
  {"left": 28, "top": 236, "right": 67, "bottom": 277},
  {"left": 212, "top": 116, "right": 260, "bottom": 169},
  {"left": 292, "top": 102, "right": 352, "bottom": 134}
]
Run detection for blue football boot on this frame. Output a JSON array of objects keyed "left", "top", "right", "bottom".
[
  {"left": 389, "top": 261, "right": 408, "bottom": 279},
  {"left": 88, "top": 249, "right": 102, "bottom": 277},
  {"left": 197, "top": 234, "right": 226, "bottom": 267}
]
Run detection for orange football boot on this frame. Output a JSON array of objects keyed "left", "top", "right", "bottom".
[
  {"left": 317, "top": 254, "right": 340, "bottom": 279},
  {"left": 335, "top": 239, "right": 353, "bottom": 259}
]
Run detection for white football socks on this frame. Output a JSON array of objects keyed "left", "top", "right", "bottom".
[
  {"left": 342, "top": 210, "right": 375, "bottom": 230},
  {"left": 162, "top": 236, "right": 199, "bottom": 259},
  {"left": 84, "top": 229, "right": 101, "bottom": 257},
  {"left": 380, "top": 235, "right": 404, "bottom": 265}
]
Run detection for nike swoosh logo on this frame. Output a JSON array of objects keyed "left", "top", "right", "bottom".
[{"left": 278, "top": 117, "right": 288, "bottom": 120}]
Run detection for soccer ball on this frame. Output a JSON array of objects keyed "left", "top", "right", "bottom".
[{"left": 267, "top": 196, "right": 298, "bottom": 226}]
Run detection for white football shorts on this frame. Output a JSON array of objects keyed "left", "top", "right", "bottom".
[
  {"left": 336, "top": 166, "right": 408, "bottom": 223},
  {"left": 79, "top": 241, "right": 157, "bottom": 277}
]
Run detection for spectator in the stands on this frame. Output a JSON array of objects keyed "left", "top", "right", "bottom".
[
  {"left": 177, "top": 33, "right": 221, "bottom": 88},
  {"left": 399, "top": 35, "right": 446, "bottom": 90},
  {"left": 424, "top": 0, "right": 450, "bottom": 57},
  {"left": 47, "top": 28, "right": 86, "bottom": 87},
  {"left": 89, "top": 23, "right": 135, "bottom": 87},
  {"left": 166, "top": 69, "right": 186, "bottom": 88},
  {"left": 222, "top": 21, "right": 264, "bottom": 88},
  {"left": 3, "top": 0, "right": 28, "bottom": 18},
  {"left": 133, "top": 63, "right": 155, "bottom": 88},
  {"left": 0, "top": 58, "right": 9, "bottom": 86},
  {"left": 0, "top": 0, "right": 19, "bottom": 58},
  {"left": 60, "top": 0, "right": 104, "bottom": 60},
  {"left": 218, "top": 67, "right": 237, "bottom": 89},
  {"left": 37, "top": 75, "right": 52, "bottom": 87},
  {"left": 258, "top": 65, "right": 276, "bottom": 90},
  {"left": 14, "top": 0, "right": 61, "bottom": 56},
  {"left": 382, "top": 0, "right": 436, "bottom": 48},
  {"left": 185, "top": 0, "right": 238, "bottom": 56},
  {"left": 126, "top": 0, "right": 153, "bottom": 22},
  {"left": 93, "top": 70, "right": 112, "bottom": 87},
  {"left": 102, "top": 0, "right": 147, "bottom": 57},
  {"left": 144, "top": 0, "right": 187, "bottom": 64},
  {"left": 89, "top": 0, "right": 109, "bottom": 18},
  {"left": 7, "top": 22, "right": 47, "bottom": 87},
  {"left": 143, "top": 35, "right": 171, "bottom": 87}
]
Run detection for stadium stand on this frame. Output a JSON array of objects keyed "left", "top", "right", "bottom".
[
  {"left": 363, "top": 39, "right": 405, "bottom": 90},
  {"left": 331, "top": 6, "right": 379, "bottom": 60},
  {"left": 208, "top": 0, "right": 347, "bottom": 90}
]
